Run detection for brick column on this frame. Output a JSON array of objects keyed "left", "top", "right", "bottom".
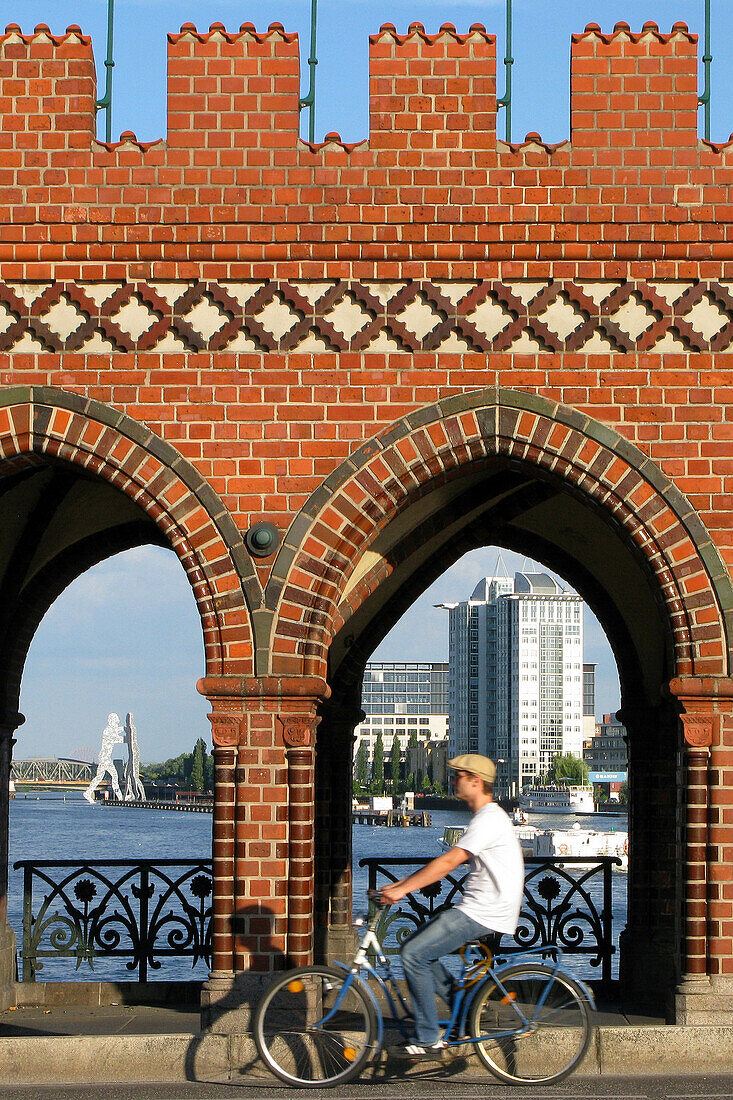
[
  {"left": 314, "top": 692, "right": 362, "bottom": 962},
  {"left": 0, "top": 713, "right": 22, "bottom": 1010},
  {"left": 680, "top": 734, "right": 710, "bottom": 983},
  {"left": 198, "top": 675, "right": 328, "bottom": 1031},
  {"left": 617, "top": 700, "right": 679, "bottom": 1012},
  {"left": 210, "top": 744, "right": 236, "bottom": 978},
  {"left": 200, "top": 726, "right": 237, "bottom": 1026},
  {"left": 282, "top": 718, "right": 318, "bottom": 966},
  {"left": 670, "top": 677, "right": 733, "bottom": 1024}
]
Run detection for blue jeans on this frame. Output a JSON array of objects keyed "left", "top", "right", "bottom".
[{"left": 400, "top": 907, "right": 490, "bottom": 1045}]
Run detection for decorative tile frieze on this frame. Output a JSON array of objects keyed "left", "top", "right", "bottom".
[{"left": 0, "top": 279, "right": 731, "bottom": 355}]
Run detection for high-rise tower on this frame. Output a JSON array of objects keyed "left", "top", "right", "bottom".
[{"left": 441, "top": 572, "right": 584, "bottom": 796}]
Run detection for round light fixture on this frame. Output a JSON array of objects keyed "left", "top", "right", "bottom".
[{"left": 245, "top": 521, "right": 281, "bottom": 558}]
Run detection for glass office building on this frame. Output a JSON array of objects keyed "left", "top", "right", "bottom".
[{"left": 441, "top": 573, "right": 585, "bottom": 796}]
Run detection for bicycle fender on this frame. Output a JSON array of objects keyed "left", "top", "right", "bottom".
[{"left": 331, "top": 961, "right": 385, "bottom": 1049}]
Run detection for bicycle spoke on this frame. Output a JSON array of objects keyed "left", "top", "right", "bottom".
[
  {"left": 470, "top": 963, "right": 592, "bottom": 1085},
  {"left": 254, "top": 965, "right": 378, "bottom": 1087}
]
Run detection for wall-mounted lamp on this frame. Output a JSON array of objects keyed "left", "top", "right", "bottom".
[{"left": 245, "top": 521, "right": 281, "bottom": 558}]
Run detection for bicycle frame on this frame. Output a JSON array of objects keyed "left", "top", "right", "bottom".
[
  {"left": 465, "top": 953, "right": 596, "bottom": 1046},
  {"left": 328, "top": 920, "right": 412, "bottom": 1051},
  {"left": 322, "top": 908, "right": 595, "bottom": 1055}
]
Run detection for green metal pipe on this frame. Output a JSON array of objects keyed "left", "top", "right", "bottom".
[
  {"left": 298, "top": 0, "right": 318, "bottom": 143},
  {"left": 94, "top": 0, "right": 115, "bottom": 142},
  {"left": 496, "top": 0, "right": 513, "bottom": 143},
  {"left": 698, "top": 0, "right": 712, "bottom": 142}
]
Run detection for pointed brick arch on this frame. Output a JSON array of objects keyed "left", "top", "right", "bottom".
[
  {"left": 269, "top": 389, "right": 732, "bottom": 679},
  {"left": 0, "top": 387, "right": 258, "bottom": 678}
]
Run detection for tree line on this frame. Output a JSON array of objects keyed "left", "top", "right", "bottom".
[
  {"left": 142, "top": 737, "right": 213, "bottom": 793},
  {"left": 353, "top": 730, "right": 446, "bottom": 798}
]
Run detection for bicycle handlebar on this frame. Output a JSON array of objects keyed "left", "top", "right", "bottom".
[{"left": 367, "top": 888, "right": 391, "bottom": 909}]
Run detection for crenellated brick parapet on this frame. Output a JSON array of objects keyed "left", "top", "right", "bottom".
[
  {"left": 1, "top": 20, "right": 733, "bottom": 278},
  {"left": 166, "top": 21, "right": 301, "bottom": 155},
  {"left": 570, "top": 21, "right": 698, "bottom": 154},
  {"left": 0, "top": 23, "right": 96, "bottom": 159}
]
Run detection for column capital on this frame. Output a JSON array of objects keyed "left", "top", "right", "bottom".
[
  {"left": 278, "top": 713, "right": 321, "bottom": 750},
  {"left": 208, "top": 714, "right": 244, "bottom": 748},
  {"left": 669, "top": 676, "right": 733, "bottom": 702},
  {"left": 198, "top": 675, "right": 330, "bottom": 704},
  {"left": 0, "top": 711, "right": 24, "bottom": 741},
  {"left": 680, "top": 713, "right": 715, "bottom": 750},
  {"left": 667, "top": 676, "right": 733, "bottom": 749},
  {"left": 201, "top": 675, "right": 330, "bottom": 747},
  {"left": 324, "top": 701, "right": 366, "bottom": 728},
  {"left": 616, "top": 699, "right": 663, "bottom": 727}
]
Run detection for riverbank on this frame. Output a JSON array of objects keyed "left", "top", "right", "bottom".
[{"left": 99, "top": 799, "right": 213, "bottom": 813}]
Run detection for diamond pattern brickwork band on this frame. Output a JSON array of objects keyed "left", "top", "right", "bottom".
[{"left": 2, "top": 280, "right": 733, "bottom": 354}]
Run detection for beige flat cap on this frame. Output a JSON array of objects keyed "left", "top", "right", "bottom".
[{"left": 448, "top": 754, "right": 497, "bottom": 784}]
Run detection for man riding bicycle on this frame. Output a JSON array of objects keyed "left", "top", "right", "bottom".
[{"left": 378, "top": 754, "right": 524, "bottom": 1061}]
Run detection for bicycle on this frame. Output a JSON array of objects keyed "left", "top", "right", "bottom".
[{"left": 253, "top": 892, "right": 595, "bottom": 1088}]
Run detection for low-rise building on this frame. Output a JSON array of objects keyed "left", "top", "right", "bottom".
[
  {"left": 354, "top": 662, "right": 449, "bottom": 787},
  {"left": 584, "top": 712, "right": 627, "bottom": 799}
]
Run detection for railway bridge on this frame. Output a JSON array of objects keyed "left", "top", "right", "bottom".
[
  {"left": 11, "top": 758, "right": 94, "bottom": 789},
  {"left": 0, "top": 16, "right": 731, "bottom": 1027}
]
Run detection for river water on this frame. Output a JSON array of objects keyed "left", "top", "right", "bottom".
[{"left": 7, "top": 795, "right": 627, "bottom": 983}]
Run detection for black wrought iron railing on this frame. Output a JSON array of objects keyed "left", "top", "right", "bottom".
[
  {"left": 14, "top": 854, "right": 619, "bottom": 986},
  {"left": 360, "top": 855, "right": 620, "bottom": 988},
  {"left": 13, "top": 859, "right": 212, "bottom": 982}
]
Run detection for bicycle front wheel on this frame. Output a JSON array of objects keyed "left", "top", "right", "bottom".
[
  {"left": 254, "top": 964, "right": 379, "bottom": 1087},
  {"left": 468, "top": 962, "right": 592, "bottom": 1085}
]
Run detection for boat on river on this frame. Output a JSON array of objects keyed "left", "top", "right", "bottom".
[
  {"left": 518, "top": 783, "right": 595, "bottom": 814},
  {"left": 440, "top": 822, "right": 542, "bottom": 856},
  {"left": 532, "top": 823, "right": 628, "bottom": 870},
  {"left": 439, "top": 820, "right": 627, "bottom": 869}
]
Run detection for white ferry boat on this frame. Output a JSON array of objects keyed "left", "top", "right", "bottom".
[
  {"left": 533, "top": 823, "right": 628, "bottom": 870},
  {"left": 518, "top": 783, "right": 595, "bottom": 814},
  {"left": 439, "top": 821, "right": 625, "bottom": 868},
  {"left": 514, "top": 823, "right": 542, "bottom": 855},
  {"left": 439, "top": 823, "right": 541, "bottom": 857}
]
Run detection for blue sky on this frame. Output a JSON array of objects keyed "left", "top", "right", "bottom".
[
  {"left": 18, "top": 544, "right": 620, "bottom": 762},
  {"left": 6, "top": 1, "right": 732, "bottom": 144}
]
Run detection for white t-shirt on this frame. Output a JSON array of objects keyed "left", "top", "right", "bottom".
[{"left": 454, "top": 802, "right": 524, "bottom": 934}]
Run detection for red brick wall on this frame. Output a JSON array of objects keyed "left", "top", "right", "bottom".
[
  {"left": 1, "top": 20, "right": 731, "bottom": 573},
  {"left": 1, "top": 20, "right": 732, "bottom": 279}
]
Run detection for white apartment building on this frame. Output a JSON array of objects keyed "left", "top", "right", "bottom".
[
  {"left": 441, "top": 573, "right": 584, "bottom": 796},
  {"left": 354, "top": 662, "right": 449, "bottom": 777}
]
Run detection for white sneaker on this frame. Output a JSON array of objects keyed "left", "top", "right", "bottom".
[{"left": 392, "top": 1039, "right": 447, "bottom": 1061}]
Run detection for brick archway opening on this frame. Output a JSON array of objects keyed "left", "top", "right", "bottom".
[
  {"left": 0, "top": 389, "right": 257, "bottom": 1007},
  {"left": 274, "top": 392, "right": 731, "bottom": 1013}
]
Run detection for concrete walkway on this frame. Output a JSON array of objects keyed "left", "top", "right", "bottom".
[{"left": 0, "top": 1000, "right": 732, "bottom": 1085}]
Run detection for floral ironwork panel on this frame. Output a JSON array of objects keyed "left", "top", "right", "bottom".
[
  {"left": 359, "top": 855, "right": 619, "bottom": 987},
  {"left": 14, "top": 859, "right": 213, "bottom": 982}
]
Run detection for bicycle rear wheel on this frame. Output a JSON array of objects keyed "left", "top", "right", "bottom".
[
  {"left": 254, "top": 964, "right": 379, "bottom": 1087},
  {"left": 468, "top": 962, "right": 592, "bottom": 1085}
]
